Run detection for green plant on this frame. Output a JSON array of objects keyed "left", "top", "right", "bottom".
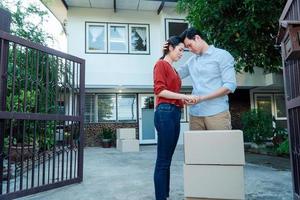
[
  {"left": 241, "top": 109, "right": 273, "bottom": 144},
  {"left": 101, "top": 127, "right": 113, "bottom": 140},
  {"left": 272, "top": 126, "right": 288, "bottom": 147},
  {"left": 276, "top": 139, "right": 289, "bottom": 155},
  {"left": 3, "top": 137, "right": 17, "bottom": 156}
]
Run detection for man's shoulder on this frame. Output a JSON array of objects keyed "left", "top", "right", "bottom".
[
  {"left": 214, "top": 47, "right": 230, "bottom": 55},
  {"left": 213, "top": 47, "right": 234, "bottom": 60}
]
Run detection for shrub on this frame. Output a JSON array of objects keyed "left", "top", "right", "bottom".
[
  {"left": 241, "top": 109, "right": 273, "bottom": 144},
  {"left": 276, "top": 139, "right": 290, "bottom": 155},
  {"left": 101, "top": 127, "right": 113, "bottom": 140}
]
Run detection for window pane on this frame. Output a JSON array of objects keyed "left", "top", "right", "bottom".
[
  {"left": 275, "top": 120, "right": 287, "bottom": 129},
  {"left": 275, "top": 95, "right": 286, "bottom": 118},
  {"left": 88, "top": 24, "right": 106, "bottom": 51},
  {"left": 256, "top": 96, "right": 272, "bottom": 115},
  {"left": 167, "top": 21, "right": 188, "bottom": 38},
  {"left": 131, "top": 27, "right": 146, "bottom": 51},
  {"left": 117, "top": 94, "right": 137, "bottom": 121},
  {"left": 84, "top": 95, "right": 95, "bottom": 122},
  {"left": 109, "top": 25, "right": 127, "bottom": 52},
  {"left": 98, "top": 94, "right": 116, "bottom": 121}
]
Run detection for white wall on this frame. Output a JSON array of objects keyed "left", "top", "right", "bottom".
[{"left": 67, "top": 7, "right": 192, "bottom": 88}]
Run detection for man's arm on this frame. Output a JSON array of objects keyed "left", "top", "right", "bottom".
[
  {"left": 194, "top": 51, "right": 236, "bottom": 104},
  {"left": 177, "top": 62, "right": 190, "bottom": 79}
]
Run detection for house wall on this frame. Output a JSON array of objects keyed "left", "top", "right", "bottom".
[{"left": 66, "top": 7, "right": 193, "bottom": 88}]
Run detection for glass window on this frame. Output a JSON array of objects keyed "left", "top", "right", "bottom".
[
  {"left": 181, "top": 105, "right": 187, "bottom": 122},
  {"left": 165, "top": 19, "right": 189, "bottom": 40},
  {"left": 275, "top": 94, "right": 286, "bottom": 118},
  {"left": 129, "top": 24, "right": 150, "bottom": 54},
  {"left": 117, "top": 94, "right": 137, "bottom": 121},
  {"left": 86, "top": 22, "right": 107, "bottom": 53},
  {"left": 108, "top": 24, "right": 128, "bottom": 53},
  {"left": 84, "top": 95, "right": 95, "bottom": 122},
  {"left": 97, "top": 94, "right": 116, "bottom": 121},
  {"left": 255, "top": 95, "right": 272, "bottom": 115}
]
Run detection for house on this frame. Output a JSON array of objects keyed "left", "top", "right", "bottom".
[{"left": 42, "top": 0, "right": 286, "bottom": 146}]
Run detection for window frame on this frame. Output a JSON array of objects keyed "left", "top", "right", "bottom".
[
  {"left": 274, "top": 94, "right": 287, "bottom": 120},
  {"left": 85, "top": 22, "right": 107, "bottom": 53},
  {"left": 108, "top": 23, "right": 129, "bottom": 54},
  {"left": 116, "top": 94, "right": 137, "bottom": 122},
  {"left": 164, "top": 18, "right": 189, "bottom": 40},
  {"left": 129, "top": 24, "right": 150, "bottom": 54}
]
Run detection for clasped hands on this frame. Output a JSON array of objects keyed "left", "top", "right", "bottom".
[{"left": 182, "top": 95, "right": 202, "bottom": 105}]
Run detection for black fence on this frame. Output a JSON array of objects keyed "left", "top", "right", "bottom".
[{"left": 0, "top": 10, "right": 85, "bottom": 200}]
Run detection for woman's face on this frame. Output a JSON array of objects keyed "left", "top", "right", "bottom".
[{"left": 169, "top": 43, "right": 185, "bottom": 61}]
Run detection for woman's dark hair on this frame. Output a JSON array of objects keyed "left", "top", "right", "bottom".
[
  {"left": 179, "top": 27, "right": 205, "bottom": 41},
  {"left": 160, "top": 36, "right": 183, "bottom": 59}
]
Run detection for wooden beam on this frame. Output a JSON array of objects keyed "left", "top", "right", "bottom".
[
  {"left": 157, "top": 0, "right": 165, "bottom": 15},
  {"left": 114, "top": 0, "right": 117, "bottom": 13},
  {"left": 61, "top": 0, "right": 69, "bottom": 10}
]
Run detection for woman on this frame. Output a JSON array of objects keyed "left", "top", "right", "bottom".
[{"left": 153, "top": 36, "right": 196, "bottom": 200}]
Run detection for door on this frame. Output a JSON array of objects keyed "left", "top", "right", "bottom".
[{"left": 138, "top": 94, "right": 156, "bottom": 144}]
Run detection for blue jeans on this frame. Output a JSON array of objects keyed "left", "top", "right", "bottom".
[{"left": 154, "top": 103, "right": 181, "bottom": 200}]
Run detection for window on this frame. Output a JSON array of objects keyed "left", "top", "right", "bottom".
[
  {"left": 274, "top": 94, "right": 286, "bottom": 119},
  {"left": 165, "top": 19, "right": 189, "bottom": 40},
  {"left": 108, "top": 24, "right": 128, "bottom": 53},
  {"left": 85, "top": 22, "right": 150, "bottom": 54},
  {"left": 254, "top": 93, "right": 287, "bottom": 128},
  {"left": 84, "top": 95, "right": 95, "bottom": 122},
  {"left": 129, "top": 24, "right": 150, "bottom": 54},
  {"left": 86, "top": 22, "right": 107, "bottom": 53},
  {"left": 117, "top": 94, "right": 137, "bottom": 121},
  {"left": 255, "top": 95, "right": 273, "bottom": 115},
  {"left": 97, "top": 94, "right": 116, "bottom": 121}
]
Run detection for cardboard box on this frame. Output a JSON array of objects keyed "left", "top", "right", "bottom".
[
  {"left": 117, "top": 139, "right": 139, "bottom": 152},
  {"left": 184, "top": 164, "right": 245, "bottom": 200},
  {"left": 184, "top": 130, "right": 245, "bottom": 165},
  {"left": 116, "top": 128, "right": 136, "bottom": 140}
]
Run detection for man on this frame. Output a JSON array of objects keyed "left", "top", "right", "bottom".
[{"left": 178, "top": 27, "right": 236, "bottom": 130}]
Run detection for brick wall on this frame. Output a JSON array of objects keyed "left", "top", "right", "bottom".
[{"left": 84, "top": 122, "right": 138, "bottom": 147}]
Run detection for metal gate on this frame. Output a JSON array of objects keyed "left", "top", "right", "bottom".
[
  {"left": 0, "top": 9, "right": 85, "bottom": 200},
  {"left": 278, "top": 0, "right": 300, "bottom": 199}
]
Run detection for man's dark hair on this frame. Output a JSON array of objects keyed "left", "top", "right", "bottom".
[{"left": 180, "top": 27, "right": 205, "bottom": 40}]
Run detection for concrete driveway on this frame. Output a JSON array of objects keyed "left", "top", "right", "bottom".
[{"left": 19, "top": 145, "right": 292, "bottom": 200}]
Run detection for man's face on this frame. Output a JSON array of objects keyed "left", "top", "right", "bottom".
[{"left": 183, "top": 35, "right": 202, "bottom": 54}]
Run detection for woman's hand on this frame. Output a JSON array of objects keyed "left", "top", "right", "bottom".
[{"left": 182, "top": 95, "right": 199, "bottom": 105}]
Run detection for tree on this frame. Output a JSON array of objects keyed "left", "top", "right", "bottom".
[
  {"left": 0, "top": 0, "right": 52, "bottom": 45},
  {"left": 177, "top": 0, "right": 286, "bottom": 73},
  {"left": 0, "top": 0, "right": 59, "bottom": 149}
]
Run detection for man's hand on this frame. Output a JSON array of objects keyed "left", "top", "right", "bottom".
[{"left": 184, "top": 96, "right": 203, "bottom": 105}]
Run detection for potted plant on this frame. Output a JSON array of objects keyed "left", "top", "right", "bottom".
[{"left": 101, "top": 127, "right": 113, "bottom": 148}]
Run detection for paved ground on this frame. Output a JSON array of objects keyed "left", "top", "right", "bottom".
[{"left": 19, "top": 145, "right": 292, "bottom": 200}]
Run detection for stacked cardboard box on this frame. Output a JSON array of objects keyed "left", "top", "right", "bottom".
[
  {"left": 184, "top": 130, "right": 245, "bottom": 200},
  {"left": 116, "top": 128, "right": 139, "bottom": 152}
]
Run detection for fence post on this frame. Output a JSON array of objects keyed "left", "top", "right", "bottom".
[{"left": 0, "top": 7, "right": 11, "bottom": 195}]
